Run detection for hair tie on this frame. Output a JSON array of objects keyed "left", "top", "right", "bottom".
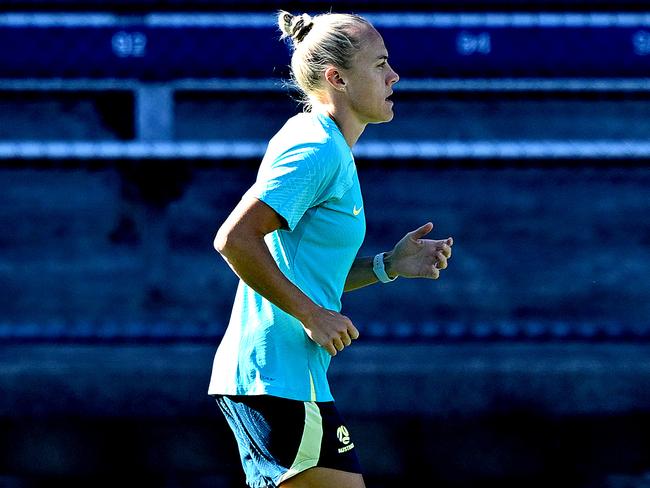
[
  {"left": 282, "top": 13, "right": 293, "bottom": 32},
  {"left": 292, "top": 15, "right": 314, "bottom": 43}
]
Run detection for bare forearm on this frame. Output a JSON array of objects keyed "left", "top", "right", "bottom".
[
  {"left": 219, "top": 236, "right": 318, "bottom": 323},
  {"left": 213, "top": 194, "right": 361, "bottom": 357},
  {"left": 344, "top": 252, "right": 396, "bottom": 292}
]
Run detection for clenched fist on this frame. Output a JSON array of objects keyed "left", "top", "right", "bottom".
[{"left": 301, "top": 306, "right": 360, "bottom": 356}]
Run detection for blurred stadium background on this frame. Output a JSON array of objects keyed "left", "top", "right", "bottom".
[{"left": 2, "top": 0, "right": 650, "bottom": 487}]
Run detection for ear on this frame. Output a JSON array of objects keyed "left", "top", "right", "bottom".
[{"left": 324, "top": 66, "right": 346, "bottom": 92}]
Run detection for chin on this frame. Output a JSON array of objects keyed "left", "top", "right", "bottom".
[
  {"left": 376, "top": 112, "right": 394, "bottom": 124},
  {"left": 376, "top": 108, "right": 396, "bottom": 123},
  {"left": 364, "top": 107, "right": 395, "bottom": 125}
]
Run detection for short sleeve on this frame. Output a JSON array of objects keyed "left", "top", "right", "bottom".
[{"left": 252, "top": 142, "right": 339, "bottom": 231}]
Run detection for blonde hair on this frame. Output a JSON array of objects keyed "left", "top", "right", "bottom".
[{"left": 278, "top": 10, "right": 372, "bottom": 110}]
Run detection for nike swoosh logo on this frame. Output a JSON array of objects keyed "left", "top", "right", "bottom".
[{"left": 353, "top": 205, "right": 363, "bottom": 216}]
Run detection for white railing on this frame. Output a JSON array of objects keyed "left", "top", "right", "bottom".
[{"left": 1, "top": 140, "right": 649, "bottom": 159}]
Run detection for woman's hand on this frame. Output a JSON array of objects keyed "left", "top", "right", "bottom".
[
  {"left": 300, "top": 306, "right": 360, "bottom": 356},
  {"left": 385, "top": 222, "right": 453, "bottom": 280}
]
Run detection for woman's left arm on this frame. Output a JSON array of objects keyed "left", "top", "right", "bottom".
[{"left": 344, "top": 222, "right": 453, "bottom": 292}]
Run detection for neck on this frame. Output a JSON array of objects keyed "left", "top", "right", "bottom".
[{"left": 313, "top": 103, "right": 366, "bottom": 148}]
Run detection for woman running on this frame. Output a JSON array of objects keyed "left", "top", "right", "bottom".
[{"left": 209, "top": 10, "right": 454, "bottom": 488}]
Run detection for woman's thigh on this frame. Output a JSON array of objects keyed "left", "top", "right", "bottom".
[{"left": 279, "top": 467, "right": 366, "bottom": 488}]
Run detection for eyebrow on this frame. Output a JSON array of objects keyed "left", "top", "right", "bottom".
[{"left": 376, "top": 55, "right": 388, "bottom": 62}]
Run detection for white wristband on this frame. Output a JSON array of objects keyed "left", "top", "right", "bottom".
[{"left": 373, "top": 253, "right": 397, "bottom": 283}]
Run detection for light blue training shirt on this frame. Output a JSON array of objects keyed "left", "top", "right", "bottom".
[{"left": 208, "top": 111, "right": 366, "bottom": 402}]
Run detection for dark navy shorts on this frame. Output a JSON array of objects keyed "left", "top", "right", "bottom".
[{"left": 216, "top": 395, "right": 362, "bottom": 488}]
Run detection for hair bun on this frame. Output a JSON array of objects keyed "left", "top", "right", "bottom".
[{"left": 278, "top": 11, "right": 314, "bottom": 44}]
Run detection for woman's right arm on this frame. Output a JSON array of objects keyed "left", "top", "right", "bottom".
[{"left": 214, "top": 194, "right": 359, "bottom": 356}]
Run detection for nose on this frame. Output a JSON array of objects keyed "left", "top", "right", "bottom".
[{"left": 388, "top": 66, "right": 399, "bottom": 86}]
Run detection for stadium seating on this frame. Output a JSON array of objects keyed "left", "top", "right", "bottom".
[
  {"left": 2, "top": 12, "right": 650, "bottom": 159},
  {"left": 1, "top": 10, "right": 650, "bottom": 342},
  {"left": 3, "top": 5, "right": 650, "bottom": 488}
]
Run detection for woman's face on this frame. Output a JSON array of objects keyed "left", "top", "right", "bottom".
[{"left": 342, "top": 27, "right": 400, "bottom": 125}]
